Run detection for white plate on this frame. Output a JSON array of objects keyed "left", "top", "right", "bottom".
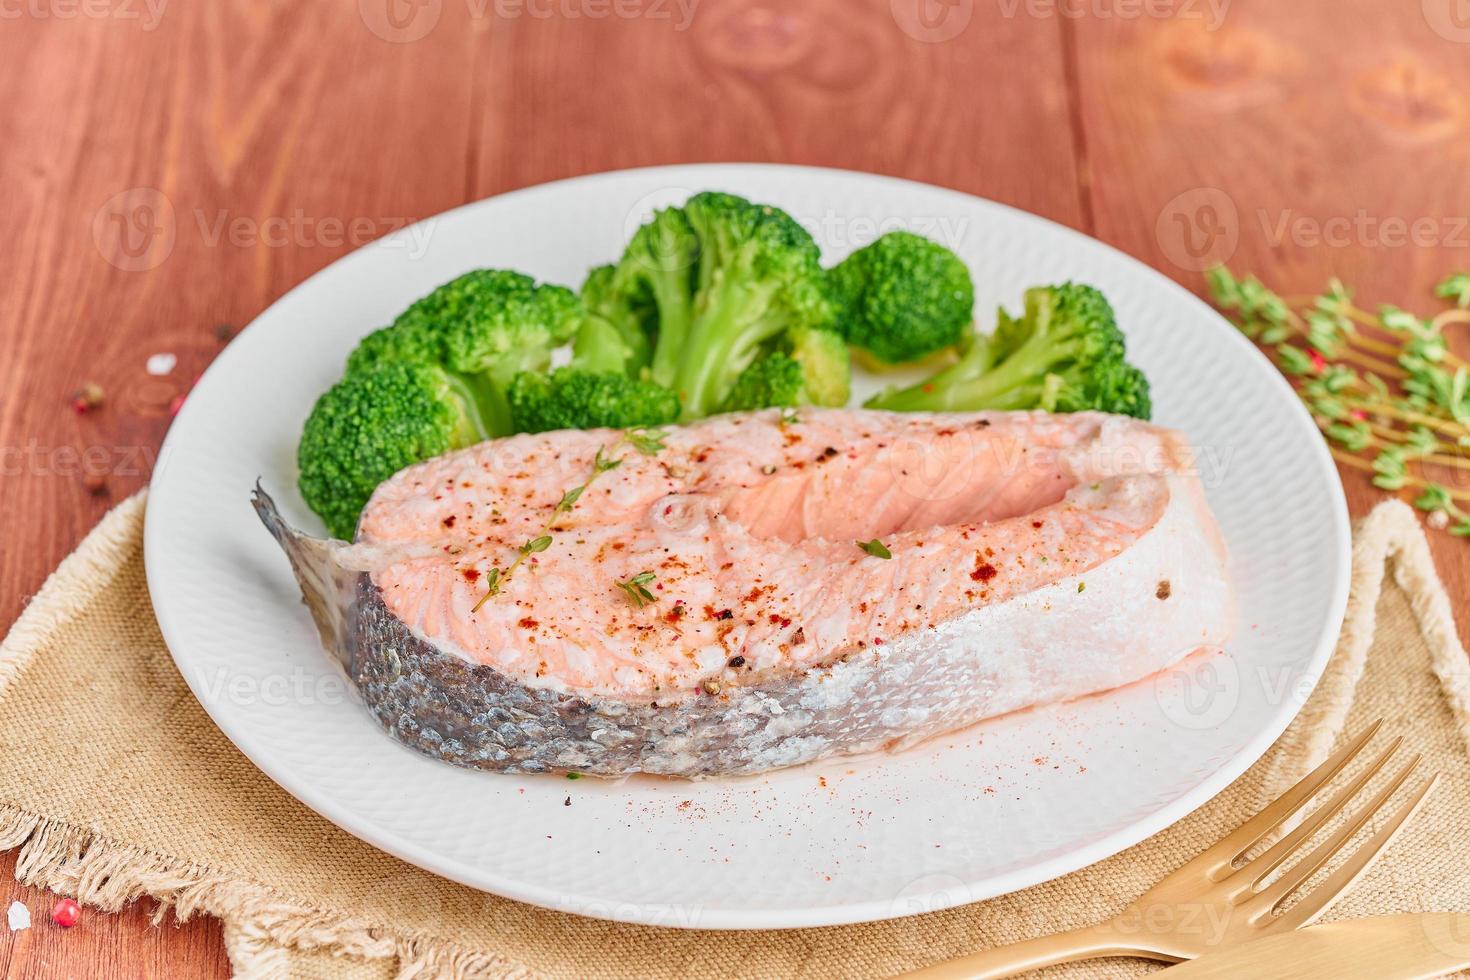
[{"left": 145, "top": 164, "right": 1350, "bottom": 929}]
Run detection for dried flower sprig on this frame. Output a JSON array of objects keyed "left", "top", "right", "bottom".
[
  {"left": 1208, "top": 267, "right": 1470, "bottom": 535},
  {"left": 472, "top": 427, "right": 669, "bottom": 610}
]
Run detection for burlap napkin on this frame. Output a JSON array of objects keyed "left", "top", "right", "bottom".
[{"left": 0, "top": 493, "right": 1466, "bottom": 979}]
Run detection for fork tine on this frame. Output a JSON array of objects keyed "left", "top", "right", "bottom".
[
  {"left": 1244, "top": 736, "right": 1404, "bottom": 884},
  {"left": 1208, "top": 719, "right": 1383, "bottom": 871},
  {"left": 1250, "top": 753, "right": 1421, "bottom": 914},
  {"left": 1252, "top": 764, "right": 1434, "bottom": 934},
  {"left": 1270, "top": 772, "right": 1440, "bottom": 931}
]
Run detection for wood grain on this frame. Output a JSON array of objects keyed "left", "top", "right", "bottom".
[
  {"left": 1065, "top": 0, "right": 1470, "bottom": 609},
  {"left": 1, "top": 0, "right": 1466, "bottom": 974}
]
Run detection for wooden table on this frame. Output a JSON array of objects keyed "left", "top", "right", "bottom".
[{"left": 3, "top": 0, "right": 1468, "bottom": 973}]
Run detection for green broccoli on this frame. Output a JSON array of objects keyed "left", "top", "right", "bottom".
[
  {"left": 721, "top": 327, "right": 851, "bottom": 412},
  {"left": 609, "top": 209, "right": 699, "bottom": 387},
  {"left": 865, "top": 283, "right": 1152, "bottom": 419},
  {"left": 580, "top": 263, "right": 654, "bottom": 373},
  {"left": 506, "top": 312, "right": 681, "bottom": 433},
  {"left": 827, "top": 231, "right": 974, "bottom": 365},
  {"left": 508, "top": 369, "right": 680, "bottom": 434},
  {"left": 297, "top": 362, "right": 494, "bottom": 539},
  {"left": 722, "top": 354, "right": 805, "bottom": 412},
  {"left": 607, "top": 192, "right": 834, "bottom": 419},
  {"left": 345, "top": 269, "right": 581, "bottom": 435},
  {"left": 787, "top": 325, "right": 851, "bottom": 407}
]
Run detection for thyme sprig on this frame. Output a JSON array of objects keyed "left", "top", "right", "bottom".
[
  {"left": 615, "top": 570, "right": 658, "bottom": 607},
  {"left": 471, "top": 427, "right": 669, "bottom": 610},
  {"left": 1209, "top": 267, "right": 1470, "bottom": 535}
]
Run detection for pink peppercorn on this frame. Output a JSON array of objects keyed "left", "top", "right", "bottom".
[{"left": 52, "top": 899, "right": 80, "bottom": 928}]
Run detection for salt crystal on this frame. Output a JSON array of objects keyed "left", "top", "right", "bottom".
[
  {"left": 146, "top": 352, "right": 177, "bottom": 376},
  {"left": 7, "top": 900, "right": 30, "bottom": 931}
]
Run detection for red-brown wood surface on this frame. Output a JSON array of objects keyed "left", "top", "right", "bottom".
[{"left": 1, "top": 0, "right": 1467, "bottom": 974}]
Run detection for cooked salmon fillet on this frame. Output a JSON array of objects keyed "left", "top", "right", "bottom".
[{"left": 255, "top": 408, "right": 1233, "bottom": 777}]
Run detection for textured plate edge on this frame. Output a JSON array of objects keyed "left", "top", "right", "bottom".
[{"left": 143, "top": 162, "right": 1353, "bottom": 930}]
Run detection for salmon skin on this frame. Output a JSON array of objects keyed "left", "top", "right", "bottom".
[{"left": 255, "top": 408, "right": 1233, "bottom": 778}]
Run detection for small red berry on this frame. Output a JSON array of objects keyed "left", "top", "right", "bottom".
[{"left": 51, "top": 899, "right": 80, "bottom": 928}]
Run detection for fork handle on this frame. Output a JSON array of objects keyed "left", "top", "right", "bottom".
[{"left": 894, "top": 925, "right": 1177, "bottom": 979}]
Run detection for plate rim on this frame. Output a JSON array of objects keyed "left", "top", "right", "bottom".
[{"left": 144, "top": 162, "right": 1352, "bottom": 930}]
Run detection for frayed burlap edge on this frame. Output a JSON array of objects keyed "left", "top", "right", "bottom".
[
  {"left": 0, "top": 491, "right": 532, "bottom": 980},
  {"left": 1256, "top": 499, "right": 1470, "bottom": 798}
]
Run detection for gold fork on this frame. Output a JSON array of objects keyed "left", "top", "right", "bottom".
[{"left": 900, "top": 720, "right": 1440, "bottom": 979}]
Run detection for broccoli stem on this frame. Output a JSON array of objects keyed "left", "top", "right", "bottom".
[
  {"left": 445, "top": 371, "right": 507, "bottom": 439},
  {"left": 645, "top": 265, "right": 696, "bottom": 389},
  {"left": 868, "top": 328, "right": 1088, "bottom": 413},
  {"left": 671, "top": 276, "right": 787, "bottom": 419}
]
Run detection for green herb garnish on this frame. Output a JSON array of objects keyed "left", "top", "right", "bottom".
[
  {"left": 1208, "top": 266, "right": 1470, "bottom": 535},
  {"left": 856, "top": 539, "right": 892, "bottom": 559},
  {"left": 616, "top": 571, "right": 658, "bottom": 607},
  {"left": 626, "top": 427, "right": 668, "bottom": 456}
]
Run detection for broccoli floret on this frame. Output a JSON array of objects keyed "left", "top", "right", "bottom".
[
  {"left": 610, "top": 209, "right": 699, "bottom": 387},
  {"left": 722, "top": 354, "right": 806, "bottom": 412},
  {"left": 865, "top": 283, "right": 1152, "bottom": 419},
  {"left": 298, "top": 362, "right": 494, "bottom": 539},
  {"left": 720, "top": 327, "right": 851, "bottom": 412},
  {"left": 787, "top": 326, "right": 851, "bottom": 407},
  {"left": 827, "top": 231, "right": 974, "bottom": 365},
  {"left": 344, "top": 269, "right": 581, "bottom": 435},
  {"left": 615, "top": 192, "right": 833, "bottom": 419},
  {"left": 508, "top": 369, "right": 680, "bottom": 434},
  {"left": 581, "top": 263, "right": 654, "bottom": 373},
  {"left": 506, "top": 314, "right": 681, "bottom": 433}
]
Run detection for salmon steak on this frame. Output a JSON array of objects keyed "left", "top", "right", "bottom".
[{"left": 254, "top": 408, "right": 1233, "bottom": 778}]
